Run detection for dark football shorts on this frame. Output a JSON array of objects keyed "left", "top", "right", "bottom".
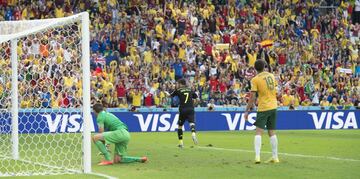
[
  {"left": 178, "top": 107, "right": 195, "bottom": 126},
  {"left": 254, "top": 109, "right": 277, "bottom": 130}
]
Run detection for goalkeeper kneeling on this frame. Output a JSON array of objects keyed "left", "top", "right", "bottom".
[{"left": 92, "top": 103, "right": 147, "bottom": 165}]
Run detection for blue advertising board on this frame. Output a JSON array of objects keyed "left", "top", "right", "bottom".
[{"left": 0, "top": 110, "right": 358, "bottom": 134}]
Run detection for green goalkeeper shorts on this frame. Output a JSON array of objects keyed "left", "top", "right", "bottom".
[
  {"left": 254, "top": 109, "right": 277, "bottom": 130},
  {"left": 103, "top": 128, "right": 130, "bottom": 156}
]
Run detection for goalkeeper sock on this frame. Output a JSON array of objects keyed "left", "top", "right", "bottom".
[
  {"left": 120, "top": 156, "right": 142, "bottom": 163},
  {"left": 270, "top": 135, "right": 278, "bottom": 159},
  {"left": 95, "top": 141, "right": 111, "bottom": 161},
  {"left": 254, "top": 135, "right": 261, "bottom": 159}
]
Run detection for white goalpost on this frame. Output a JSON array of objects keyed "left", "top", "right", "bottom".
[{"left": 0, "top": 12, "right": 91, "bottom": 176}]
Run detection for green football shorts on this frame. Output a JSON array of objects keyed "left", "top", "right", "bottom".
[
  {"left": 103, "top": 128, "right": 130, "bottom": 156},
  {"left": 254, "top": 109, "right": 277, "bottom": 130}
]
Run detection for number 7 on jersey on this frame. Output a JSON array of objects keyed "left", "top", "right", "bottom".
[{"left": 184, "top": 92, "right": 189, "bottom": 103}]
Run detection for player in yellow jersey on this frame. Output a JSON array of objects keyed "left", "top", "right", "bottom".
[{"left": 244, "top": 60, "right": 279, "bottom": 164}]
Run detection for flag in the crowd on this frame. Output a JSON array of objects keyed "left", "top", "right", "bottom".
[
  {"left": 260, "top": 39, "right": 273, "bottom": 47},
  {"left": 338, "top": 68, "right": 352, "bottom": 74}
]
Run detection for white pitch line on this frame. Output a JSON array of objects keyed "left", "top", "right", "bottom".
[
  {"left": 90, "top": 172, "right": 118, "bottom": 179},
  {"left": 197, "top": 146, "right": 360, "bottom": 162},
  {"left": 0, "top": 155, "right": 117, "bottom": 179},
  {"left": 0, "top": 154, "right": 82, "bottom": 175}
]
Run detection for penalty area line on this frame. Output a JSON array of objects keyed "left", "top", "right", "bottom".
[{"left": 197, "top": 146, "right": 360, "bottom": 162}]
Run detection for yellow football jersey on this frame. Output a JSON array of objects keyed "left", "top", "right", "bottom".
[{"left": 251, "top": 72, "right": 278, "bottom": 111}]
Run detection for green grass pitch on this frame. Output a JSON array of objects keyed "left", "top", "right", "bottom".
[{"left": 3, "top": 130, "right": 360, "bottom": 179}]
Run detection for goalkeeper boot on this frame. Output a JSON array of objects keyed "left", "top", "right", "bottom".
[
  {"left": 141, "top": 156, "right": 148, "bottom": 163},
  {"left": 98, "top": 160, "right": 113, "bottom": 166},
  {"left": 255, "top": 156, "right": 261, "bottom": 164}
]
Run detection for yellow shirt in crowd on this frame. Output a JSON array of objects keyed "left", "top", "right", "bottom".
[
  {"left": 132, "top": 92, "right": 142, "bottom": 107},
  {"left": 282, "top": 94, "right": 294, "bottom": 106}
]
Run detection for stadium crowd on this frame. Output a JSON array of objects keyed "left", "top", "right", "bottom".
[{"left": 0, "top": 0, "right": 360, "bottom": 110}]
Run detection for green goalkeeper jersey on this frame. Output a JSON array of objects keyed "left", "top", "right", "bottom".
[{"left": 96, "top": 111, "right": 128, "bottom": 131}]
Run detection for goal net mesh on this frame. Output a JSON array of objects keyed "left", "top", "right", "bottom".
[{"left": 0, "top": 14, "right": 86, "bottom": 176}]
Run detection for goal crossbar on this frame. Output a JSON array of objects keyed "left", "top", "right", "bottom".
[{"left": 0, "top": 12, "right": 87, "bottom": 43}]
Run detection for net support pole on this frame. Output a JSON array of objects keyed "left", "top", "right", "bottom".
[
  {"left": 81, "top": 12, "right": 91, "bottom": 174},
  {"left": 10, "top": 39, "right": 19, "bottom": 160}
]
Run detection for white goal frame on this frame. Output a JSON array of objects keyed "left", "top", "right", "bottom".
[{"left": 0, "top": 12, "right": 91, "bottom": 175}]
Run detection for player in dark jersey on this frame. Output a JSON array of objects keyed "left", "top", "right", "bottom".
[{"left": 170, "top": 79, "right": 198, "bottom": 148}]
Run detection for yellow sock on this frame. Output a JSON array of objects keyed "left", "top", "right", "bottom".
[{"left": 179, "top": 140, "right": 183, "bottom": 145}]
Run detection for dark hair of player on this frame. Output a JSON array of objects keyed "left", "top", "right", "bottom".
[
  {"left": 254, "top": 60, "right": 265, "bottom": 72},
  {"left": 177, "top": 78, "right": 186, "bottom": 86},
  {"left": 93, "top": 103, "right": 104, "bottom": 113}
]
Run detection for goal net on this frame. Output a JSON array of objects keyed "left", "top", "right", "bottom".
[{"left": 0, "top": 12, "right": 91, "bottom": 176}]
